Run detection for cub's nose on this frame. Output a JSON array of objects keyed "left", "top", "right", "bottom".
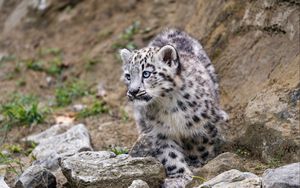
[{"left": 127, "top": 88, "right": 139, "bottom": 98}]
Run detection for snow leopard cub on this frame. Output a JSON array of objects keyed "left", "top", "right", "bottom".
[{"left": 120, "top": 29, "right": 228, "bottom": 187}]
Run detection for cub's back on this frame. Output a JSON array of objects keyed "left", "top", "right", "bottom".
[{"left": 149, "top": 28, "right": 219, "bottom": 102}]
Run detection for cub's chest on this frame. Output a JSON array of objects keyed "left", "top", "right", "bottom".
[{"left": 156, "top": 110, "right": 192, "bottom": 137}]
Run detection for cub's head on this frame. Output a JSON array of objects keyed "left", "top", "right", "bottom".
[{"left": 120, "top": 45, "right": 181, "bottom": 105}]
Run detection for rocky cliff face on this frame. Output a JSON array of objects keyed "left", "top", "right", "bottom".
[{"left": 192, "top": 0, "right": 300, "bottom": 163}]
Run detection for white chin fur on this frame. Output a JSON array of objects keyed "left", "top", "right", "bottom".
[{"left": 133, "top": 99, "right": 151, "bottom": 106}]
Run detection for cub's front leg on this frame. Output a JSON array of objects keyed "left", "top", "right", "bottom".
[{"left": 130, "top": 133, "right": 193, "bottom": 188}]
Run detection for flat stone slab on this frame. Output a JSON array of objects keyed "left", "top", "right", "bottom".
[
  {"left": 24, "top": 123, "right": 72, "bottom": 144},
  {"left": 60, "top": 151, "right": 166, "bottom": 188},
  {"left": 32, "top": 124, "right": 92, "bottom": 159},
  {"left": 198, "top": 169, "right": 261, "bottom": 188},
  {"left": 262, "top": 162, "right": 300, "bottom": 188}
]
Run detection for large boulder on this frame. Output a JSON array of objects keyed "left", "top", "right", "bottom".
[
  {"left": 197, "top": 169, "right": 261, "bottom": 188},
  {"left": 59, "top": 151, "right": 166, "bottom": 188},
  {"left": 193, "top": 152, "right": 246, "bottom": 180},
  {"left": 238, "top": 87, "right": 300, "bottom": 162},
  {"left": 262, "top": 162, "right": 300, "bottom": 188},
  {"left": 31, "top": 124, "right": 92, "bottom": 159}
]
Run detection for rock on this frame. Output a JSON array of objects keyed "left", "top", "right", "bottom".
[
  {"left": 185, "top": 0, "right": 300, "bottom": 164},
  {"left": 192, "top": 152, "right": 246, "bottom": 182},
  {"left": 25, "top": 124, "right": 92, "bottom": 170},
  {"left": 32, "top": 124, "right": 92, "bottom": 159},
  {"left": 24, "top": 123, "right": 72, "bottom": 144},
  {"left": 0, "top": 114, "right": 4, "bottom": 123},
  {"left": 33, "top": 152, "right": 61, "bottom": 171},
  {"left": 73, "top": 104, "right": 87, "bottom": 112},
  {"left": 60, "top": 151, "right": 166, "bottom": 188},
  {"left": 96, "top": 83, "right": 107, "bottom": 98},
  {"left": 15, "top": 165, "right": 56, "bottom": 188},
  {"left": 53, "top": 168, "right": 68, "bottom": 188},
  {"left": 128, "top": 179, "right": 150, "bottom": 188},
  {"left": 237, "top": 87, "right": 300, "bottom": 162},
  {"left": 0, "top": 176, "right": 9, "bottom": 188},
  {"left": 262, "top": 162, "right": 300, "bottom": 188},
  {"left": 197, "top": 169, "right": 261, "bottom": 188}
]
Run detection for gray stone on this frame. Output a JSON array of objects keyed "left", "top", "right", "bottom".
[
  {"left": 25, "top": 124, "right": 92, "bottom": 171},
  {"left": 33, "top": 152, "right": 61, "bottom": 171},
  {"left": 198, "top": 169, "right": 261, "bottom": 188},
  {"left": 193, "top": 152, "right": 246, "bottom": 181},
  {"left": 60, "top": 151, "right": 166, "bottom": 188},
  {"left": 0, "top": 176, "right": 9, "bottom": 188},
  {"left": 262, "top": 162, "right": 300, "bottom": 188},
  {"left": 240, "top": 88, "right": 300, "bottom": 162},
  {"left": 128, "top": 179, "right": 150, "bottom": 188},
  {"left": 32, "top": 124, "right": 92, "bottom": 160},
  {"left": 24, "top": 123, "right": 72, "bottom": 144},
  {"left": 73, "top": 104, "right": 87, "bottom": 112},
  {"left": 15, "top": 165, "right": 56, "bottom": 188}
]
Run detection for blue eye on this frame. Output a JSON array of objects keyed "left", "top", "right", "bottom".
[
  {"left": 143, "top": 71, "right": 151, "bottom": 78},
  {"left": 125, "top": 74, "right": 131, "bottom": 81}
]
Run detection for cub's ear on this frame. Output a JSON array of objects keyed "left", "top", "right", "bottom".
[
  {"left": 157, "top": 45, "right": 178, "bottom": 66},
  {"left": 119, "top": 48, "right": 132, "bottom": 64}
]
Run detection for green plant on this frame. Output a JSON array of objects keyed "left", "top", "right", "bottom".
[
  {"left": 0, "top": 95, "right": 45, "bottom": 127},
  {"left": 39, "top": 47, "right": 62, "bottom": 57},
  {"left": 267, "top": 157, "right": 282, "bottom": 168},
  {"left": 26, "top": 59, "right": 45, "bottom": 71},
  {"left": 111, "top": 147, "right": 129, "bottom": 155},
  {"left": 120, "top": 109, "right": 129, "bottom": 122},
  {"left": 235, "top": 148, "right": 251, "bottom": 157},
  {"left": 0, "top": 55, "right": 16, "bottom": 63},
  {"left": 192, "top": 176, "right": 206, "bottom": 184},
  {"left": 254, "top": 164, "right": 265, "bottom": 171},
  {"left": 24, "top": 141, "right": 37, "bottom": 156},
  {"left": 45, "top": 57, "right": 63, "bottom": 75},
  {"left": 84, "top": 58, "right": 102, "bottom": 71},
  {"left": 55, "top": 81, "right": 87, "bottom": 107},
  {"left": 17, "top": 79, "right": 26, "bottom": 87},
  {"left": 76, "top": 100, "right": 108, "bottom": 118},
  {"left": 8, "top": 144, "right": 22, "bottom": 153},
  {"left": 0, "top": 152, "right": 24, "bottom": 175},
  {"left": 26, "top": 57, "right": 64, "bottom": 76}
]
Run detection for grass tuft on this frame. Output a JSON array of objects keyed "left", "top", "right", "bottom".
[
  {"left": 55, "top": 81, "right": 88, "bottom": 107},
  {"left": 0, "top": 151, "right": 24, "bottom": 175},
  {"left": 0, "top": 95, "right": 46, "bottom": 127},
  {"left": 111, "top": 147, "right": 129, "bottom": 155},
  {"left": 76, "top": 100, "right": 108, "bottom": 118}
]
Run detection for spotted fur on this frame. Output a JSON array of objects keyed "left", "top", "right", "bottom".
[{"left": 120, "top": 28, "right": 228, "bottom": 187}]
